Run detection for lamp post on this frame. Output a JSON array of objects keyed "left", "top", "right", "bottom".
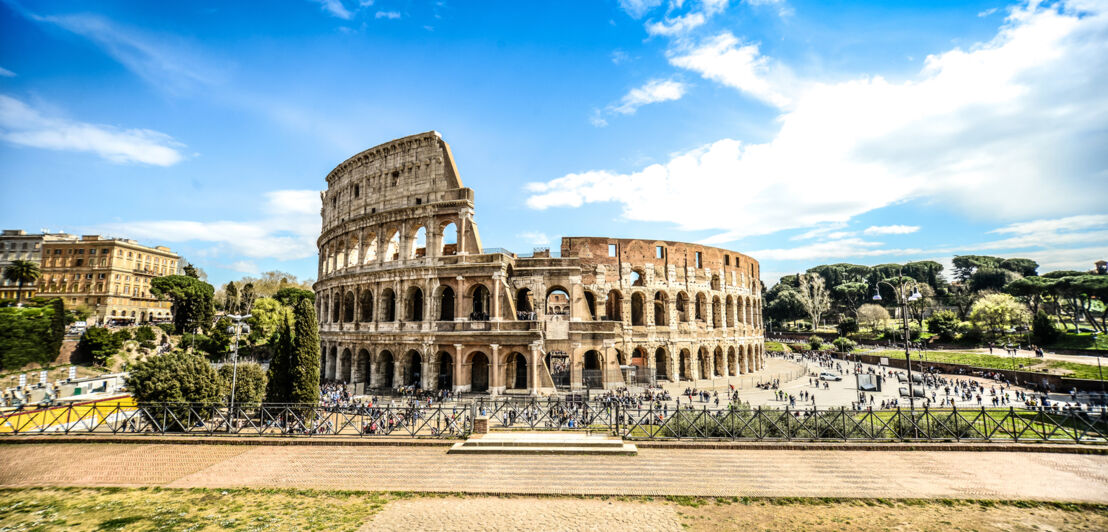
[
  {"left": 225, "top": 314, "right": 251, "bottom": 425},
  {"left": 872, "top": 272, "right": 922, "bottom": 410}
]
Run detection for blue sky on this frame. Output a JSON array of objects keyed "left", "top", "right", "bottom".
[{"left": 1, "top": 0, "right": 1105, "bottom": 287}]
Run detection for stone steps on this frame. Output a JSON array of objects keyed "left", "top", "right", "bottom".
[{"left": 448, "top": 432, "right": 638, "bottom": 455}]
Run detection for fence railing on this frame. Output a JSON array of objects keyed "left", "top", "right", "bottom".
[{"left": 2, "top": 400, "right": 1105, "bottom": 443}]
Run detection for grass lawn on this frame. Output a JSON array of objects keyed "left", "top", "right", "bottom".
[
  {"left": 765, "top": 340, "right": 787, "bottom": 352},
  {"left": 1050, "top": 332, "right": 1108, "bottom": 351},
  {"left": 860, "top": 350, "right": 1107, "bottom": 381}
]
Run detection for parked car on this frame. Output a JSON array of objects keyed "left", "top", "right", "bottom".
[{"left": 819, "top": 372, "right": 842, "bottom": 381}]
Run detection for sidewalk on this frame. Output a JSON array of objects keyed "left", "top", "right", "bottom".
[{"left": 2, "top": 443, "right": 1105, "bottom": 503}]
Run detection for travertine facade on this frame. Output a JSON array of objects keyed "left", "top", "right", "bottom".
[{"left": 315, "top": 132, "right": 764, "bottom": 395}]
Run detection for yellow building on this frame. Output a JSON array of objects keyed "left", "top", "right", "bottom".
[
  {"left": 1, "top": 229, "right": 76, "bottom": 301},
  {"left": 37, "top": 235, "right": 180, "bottom": 325}
]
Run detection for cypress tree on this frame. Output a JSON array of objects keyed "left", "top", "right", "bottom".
[
  {"left": 288, "top": 299, "right": 321, "bottom": 405},
  {"left": 264, "top": 314, "right": 293, "bottom": 403},
  {"left": 48, "top": 298, "right": 66, "bottom": 358},
  {"left": 225, "top": 281, "right": 239, "bottom": 313}
]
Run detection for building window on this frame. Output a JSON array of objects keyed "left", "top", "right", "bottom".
[
  {"left": 656, "top": 246, "right": 664, "bottom": 259},
  {"left": 354, "top": 184, "right": 360, "bottom": 197},
  {"left": 724, "top": 255, "right": 730, "bottom": 266},
  {"left": 608, "top": 244, "right": 617, "bottom": 257},
  {"left": 695, "top": 252, "right": 703, "bottom": 268}
]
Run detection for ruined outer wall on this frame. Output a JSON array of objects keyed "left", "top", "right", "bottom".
[{"left": 561, "top": 237, "right": 760, "bottom": 289}]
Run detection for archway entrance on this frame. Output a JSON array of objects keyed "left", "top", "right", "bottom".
[
  {"left": 439, "top": 286, "right": 455, "bottom": 321},
  {"left": 509, "top": 352, "right": 528, "bottom": 389},
  {"left": 379, "top": 350, "right": 395, "bottom": 388},
  {"left": 655, "top": 348, "right": 668, "bottom": 380},
  {"left": 470, "top": 352, "right": 489, "bottom": 392},
  {"left": 437, "top": 352, "right": 453, "bottom": 390},
  {"left": 583, "top": 350, "right": 602, "bottom": 389},
  {"left": 679, "top": 349, "right": 689, "bottom": 380},
  {"left": 404, "top": 350, "right": 421, "bottom": 387}
]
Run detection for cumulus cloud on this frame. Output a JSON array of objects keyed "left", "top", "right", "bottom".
[
  {"left": 90, "top": 189, "right": 321, "bottom": 260},
  {"left": 619, "top": 0, "right": 664, "bottom": 19},
  {"left": 612, "top": 78, "right": 687, "bottom": 114},
  {"left": 863, "top": 225, "right": 920, "bottom": 235},
  {"left": 313, "top": 0, "right": 353, "bottom": 19},
  {"left": 517, "top": 231, "right": 551, "bottom": 246},
  {"left": 530, "top": 1, "right": 1108, "bottom": 246},
  {"left": 375, "top": 11, "right": 401, "bottom": 19},
  {"left": 0, "top": 94, "right": 185, "bottom": 166},
  {"left": 646, "top": 12, "right": 706, "bottom": 36}
]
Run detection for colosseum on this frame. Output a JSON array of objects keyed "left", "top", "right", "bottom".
[{"left": 314, "top": 131, "right": 765, "bottom": 395}]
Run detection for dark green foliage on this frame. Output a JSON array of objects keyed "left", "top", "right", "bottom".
[
  {"left": 288, "top": 299, "right": 321, "bottom": 405},
  {"left": 265, "top": 314, "right": 294, "bottom": 403},
  {"left": 150, "top": 275, "right": 215, "bottom": 334},
  {"left": 832, "top": 337, "right": 855, "bottom": 352},
  {"left": 239, "top": 283, "right": 256, "bottom": 315},
  {"left": 1042, "top": 270, "right": 1084, "bottom": 279},
  {"left": 0, "top": 301, "right": 64, "bottom": 370},
  {"left": 224, "top": 281, "right": 239, "bottom": 313},
  {"left": 808, "top": 335, "right": 823, "bottom": 350},
  {"left": 836, "top": 317, "right": 858, "bottom": 336},
  {"left": 2, "top": 259, "right": 42, "bottom": 305},
  {"left": 219, "top": 362, "right": 267, "bottom": 406},
  {"left": 77, "top": 327, "right": 124, "bottom": 365},
  {"left": 969, "top": 267, "right": 1019, "bottom": 292},
  {"left": 901, "top": 261, "right": 945, "bottom": 289},
  {"left": 156, "top": 323, "right": 175, "bottom": 335},
  {"left": 115, "top": 328, "right": 133, "bottom": 342},
  {"left": 764, "top": 287, "right": 806, "bottom": 323},
  {"left": 831, "top": 282, "right": 869, "bottom": 317},
  {"left": 183, "top": 263, "right": 200, "bottom": 279},
  {"left": 999, "top": 258, "right": 1039, "bottom": 277},
  {"left": 925, "top": 310, "right": 960, "bottom": 342},
  {"left": 205, "top": 317, "right": 234, "bottom": 359},
  {"left": 952, "top": 255, "right": 1003, "bottom": 281},
  {"left": 126, "top": 350, "right": 221, "bottom": 428},
  {"left": 273, "top": 287, "right": 315, "bottom": 307},
  {"left": 134, "top": 326, "right": 157, "bottom": 343},
  {"left": 1031, "top": 310, "right": 1059, "bottom": 345}
]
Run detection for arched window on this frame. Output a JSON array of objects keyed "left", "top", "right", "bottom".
[
  {"left": 410, "top": 226, "right": 427, "bottom": 259},
  {"left": 711, "top": 274, "right": 721, "bottom": 291},
  {"left": 695, "top": 293, "right": 707, "bottom": 322},
  {"left": 439, "top": 286, "right": 455, "bottom": 321},
  {"left": 676, "top": 292, "right": 689, "bottom": 322},
  {"left": 653, "top": 291, "right": 667, "bottom": 326},
  {"left": 655, "top": 347, "right": 668, "bottom": 379},
  {"left": 712, "top": 296, "right": 722, "bottom": 328},
  {"left": 380, "top": 288, "right": 396, "bottom": 322},
  {"left": 360, "top": 290, "right": 374, "bottom": 322},
  {"left": 406, "top": 286, "right": 424, "bottom": 321},
  {"left": 630, "top": 270, "right": 644, "bottom": 286},
  {"left": 470, "top": 284, "right": 491, "bottom": 320},
  {"left": 516, "top": 288, "right": 534, "bottom": 320},
  {"left": 331, "top": 295, "right": 340, "bottom": 323},
  {"left": 440, "top": 222, "right": 457, "bottom": 255},
  {"left": 630, "top": 292, "right": 645, "bottom": 326},
  {"left": 343, "top": 291, "right": 355, "bottom": 322},
  {"left": 384, "top": 229, "right": 400, "bottom": 261},
  {"left": 545, "top": 288, "right": 569, "bottom": 317},
  {"left": 363, "top": 232, "right": 378, "bottom": 263},
  {"left": 583, "top": 291, "right": 597, "bottom": 320},
  {"left": 725, "top": 296, "right": 735, "bottom": 328},
  {"left": 605, "top": 290, "right": 622, "bottom": 321}
]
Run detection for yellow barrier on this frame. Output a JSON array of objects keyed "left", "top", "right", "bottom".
[{"left": 0, "top": 396, "right": 136, "bottom": 434}]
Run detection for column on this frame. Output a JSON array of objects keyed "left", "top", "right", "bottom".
[
  {"left": 491, "top": 272, "right": 502, "bottom": 321},
  {"left": 529, "top": 344, "right": 541, "bottom": 395},
  {"left": 490, "top": 344, "right": 501, "bottom": 395},
  {"left": 453, "top": 344, "right": 466, "bottom": 393}
]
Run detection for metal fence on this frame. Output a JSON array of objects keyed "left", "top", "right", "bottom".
[{"left": 2, "top": 400, "right": 1105, "bottom": 443}]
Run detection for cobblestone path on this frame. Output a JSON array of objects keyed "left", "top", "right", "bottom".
[{"left": 1, "top": 444, "right": 1105, "bottom": 503}]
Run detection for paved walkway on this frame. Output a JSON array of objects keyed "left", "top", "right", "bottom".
[{"left": 2, "top": 443, "right": 1106, "bottom": 502}]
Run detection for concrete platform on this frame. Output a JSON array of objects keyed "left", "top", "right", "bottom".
[{"left": 448, "top": 432, "right": 638, "bottom": 455}]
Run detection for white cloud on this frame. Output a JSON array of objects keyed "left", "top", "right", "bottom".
[
  {"left": 228, "top": 260, "right": 260, "bottom": 274},
  {"left": 313, "top": 0, "right": 353, "bottom": 19},
  {"left": 790, "top": 222, "right": 848, "bottom": 240},
  {"left": 863, "top": 225, "right": 920, "bottom": 235},
  {"left": 612, "top": 78, "right": 687, "bottom": 114},
  {"left": 611, "top": 50, "right": 630, "bottom": 64},
  {"left": 90, "top": 189, "right": 321, "bottom": 260},
  {"left": 530, "top": 1, "right": 1108, "bottom": 245},
  {"left": 751, "top": 238, "right": 921, "bottom": 261},
  {"left": 517, "top": 231, "right": 551, "bottom": 246},
  {"left": 619, "top": 0, "right": 664, "bottom": 19},
  {"left": 0, "top": 66, "right": 15, "bottom": 77},
  {"left": 0, "top": 94, "right": 186, "bottom": 166},
  {"left": 646, "top": 12, "right": 706, "bottom": 36},
  {"left": 979, "top": 7, "right": 999, "bottom": 17},
  {"left": 668, "top": 32, "right": 794, "bottom": 107},
  {"left": 375, "top": 11, "right": 402, "bottom": 19},
  {"left": 989, "top": 214, "right": 1108, "bottom": 236}
]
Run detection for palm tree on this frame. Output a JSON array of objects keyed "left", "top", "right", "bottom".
[{"left": 3, "top": 260, "right": 42, "bottom": 306}]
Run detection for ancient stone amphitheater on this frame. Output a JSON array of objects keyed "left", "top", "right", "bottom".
[{"left": 315, "top": 132, "right": 764, "bottom": 395}]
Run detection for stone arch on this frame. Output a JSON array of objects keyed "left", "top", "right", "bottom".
[
  {"left": 630, "top": 269, "right": 645, "bottom": 286},
  {"left": 440, "top": 221, "right": 458, "bottom": 255},
  {"left": 362, "top": 231, "right": 378, "bottom": 263},
  {"left": 331, "top": 294, "right": 340, "bottom": 323},
  {"left": 583, "top": 350, "right": 603, "bottom": 389},
  {"left": 409, "top": 225, "right": 428, "bottom": 259},
  {"left": 695, "top": 293, "right": 707, "bottom": 322},
  {"left": 335, "top": 241, "right": 346, "bottom": 271},
  {"left": 402, "top": 349, "right": 422, "bottom": 387},
  {"left": 711, "top": 273, "right": 721, "bottom": 291},
  {"left": 712, "top": 296, "right": 722, "bottom": 328},
  {"left": 438, "top": 285, "right": 455, "bottom": 321},
  {"left": 653, "top": 291, "right": 667, "bottom": 326},
  {"left": 654, "top": 347, "right": 669, "bottom": 380},
  {"left": 676, "top": 291, "right": 690, "bottom": 322},
  {"left": 679, "top": 348, "right": 691, "bottom": 380},
  {"left": 583, "top": 290, "right": 597, "bottom": 320},
  {"left": 380, "top": 288, "right": 396, "bottom": 321},
  {"left": 356, "top": 348, "right": 371, "bottom": 383},
  {"left": 469, "top": 284, "right": 491, "bottom": 320},
  {"left": 436, "top": 351, "right": 453, "bottom": 390},
  {"left": 347, "top": 234, "right": 360, "bottom": 266},
  {"left": 327, "top": 345, "right": 338, "bottom": 380},
  {"left": 727, "top": 346, "right": 737, "bottom": 376},
  {"left": 384, "top": 228, "right": 400, "bottom": 261},
  {"left": 340, "top": 348, "right": 352, "bottom": 383},
  {"left": 725, "top": 295, "right": 735, "bottom": 328},
  {"left": 605, "top": 289, "right": 622, "bottom": 321},
  {"left": 359, "top": 289, "right": 374, "bottom": 322},
  {"left": 630, "top": 292, "right": 646, "bottom": 326},
  {"left": 405, "top": 286, "right": 425, "bottom": 321},
  {"left": 343, "top": 291, "right": 355, "bottom": 323},
  {"left": 632, "top": 346, "right": 647, "bottom": 368},
  {"left": 377, "top": 350, "right": 395, "bottom": 388},
  {"left": 507, "top": 351, "right": 528, "bottom": 389},
  {"left": 714, "top": 346, "right": 724, "bottom": 377},
  {"left": 516, "top": 287, "right": 534, "bottom": 314},
  {"left": 468, "top": 351, "right": 490, "bottom": 392},
  {"left": 698, "top": 346, "right": 710, "bottom": 379},
  {"left": 545, "top": 287, "right": 570, "bottom": 317}
]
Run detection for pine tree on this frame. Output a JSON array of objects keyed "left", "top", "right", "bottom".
[
  {"left": 264, "top": 314, "right": 293, "bottom": 403},
  {"left": 240, "top": 283, "right": 256, "bottom": 315},
  {"left": 288, "top": 299, "right": 321, "bottom": 405},
  {"left": 225, "top": 282, "right": 239, "bottom": 313}
]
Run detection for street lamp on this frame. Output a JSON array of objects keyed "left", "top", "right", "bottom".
[
  {"left": 873, "top": 272, "right": 922, "bottom": 410},
  {"left": 225, "top": 314, "right": 252, "bottom": 424}
]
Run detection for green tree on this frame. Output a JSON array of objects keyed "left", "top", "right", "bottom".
[
  {"left": 836, "top": 317, "right": 859, "bottom": 336},
  {"left": 857, "top": 303, "right": 890, "bottom": 333},
  {"left": 224, "top": 281, "right": 239, "bottom": 313},
  {"left": 969, "top": 293, "right": 1030, "bottom": 340},
  {"left": 952, "top": 255, "right": 1003, "bottom": 282},
  {"left": 831, "top": 282, "right": 869, "bottom": 317},
  {"left": 150, "top": 275, "right": 215, "bottom": 334},
  {"left": 273, "top": 287, "right": 315, "bottom": 307},
  {"left": 126, "top": 350, "right": 221, "bottom": 429},
  {"left": 808, "top": 335, "right": 823, "bottom": 350},
  {"left": 265, "top": 314, "right": 294, "bottom": 403},
  {"left": 77, "top": 326, "right": 124, "bottom": 365},
  {"left": 999, "top": 258, "right": 1039, "bottom": 277},
  {"left": 2, "top": 260, "right": 41, "bottom": 306},
  {"left": 1005, "top": 276, "right": 1056, "bottom": 314},
  {"left": 219, "top": 362, "right": 267, "bottom": 406},
  {"left": 832, "top": 336, "right": 856, "bottom": 353},
  {"left": 970, "top": 267, "right": 1019, "bottom": 293},
  {"left": 925, "top": 310, "right": 960, "bottom": 342},
  {"left": 183, "top": 263, "right": 201, "bottom": 279},
  {"left": 204, "top": 317, "right": 234, "bottom": 359},
  {"left": 135, "top": 325, "right": 157, "bottom": 350},
  {"left": 796, "top": 273, "right": 831, "bottom": 330},
  {"left": 1031, "top": 309, "right": 1060, "bottom": 345},
  {"left": 247, "top": 297, "right": 290, "bottom": 344},
  {"left": 764, "top": 287, "right": 806, "bottom": 326},
  {"left": 288, "top": 299, "right": 321, "bottom": 405},
  {"left": 239, "top": 283, "right": 256, "bottom": 315},
  {"left": 48, "top": 298, "right": 65, "bottom": 355},
  {"left": 0, "top": 302, "right": 64, "bottom": 370}
]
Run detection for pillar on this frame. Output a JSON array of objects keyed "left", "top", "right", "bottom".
[{"left": 490, "top": 344, "right": 501, "bottom": 395}]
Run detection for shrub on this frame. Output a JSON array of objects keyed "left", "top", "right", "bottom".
[
  {"left": 836, "top": 318, "right": 859, "bottom": 336},
  {"left": 126, "top": 350, "right": 221, "bottom": 430},
  {"left": 156, "top": 323, "right": 175, "bottom": 336},
  {"left": 77, "top": 327, "right": 124, "bottom": 365},
  {"left": 925, "top": 310, "right": 960, "bottom": 343},
  {"left": 1031, "top": 310, "right": 1059, "bottom": 345},
  {"left": 808, "top": 335, "right": 823, "bottom": 350},
  {"left": 958, "top": 322, "right": 984, "bottom": 345},
  {"left": 218, "top": 362, "right": 267, "bottom": 407},
  {"left": 114, "top": 328, "right": 133, "bottom": 342},
  {"left": 134, "top": 326, "right": 157, "bottom": 343},
  {"left": 832, "top": 337, "right": 856, "bottom": 352},
  {"left": 0, "top": 301, "right": 65, "bottom": 370}
]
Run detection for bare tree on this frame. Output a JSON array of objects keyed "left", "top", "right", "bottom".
[{"left": 796, "top": 273, "right": 831, "bottom": 331}]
